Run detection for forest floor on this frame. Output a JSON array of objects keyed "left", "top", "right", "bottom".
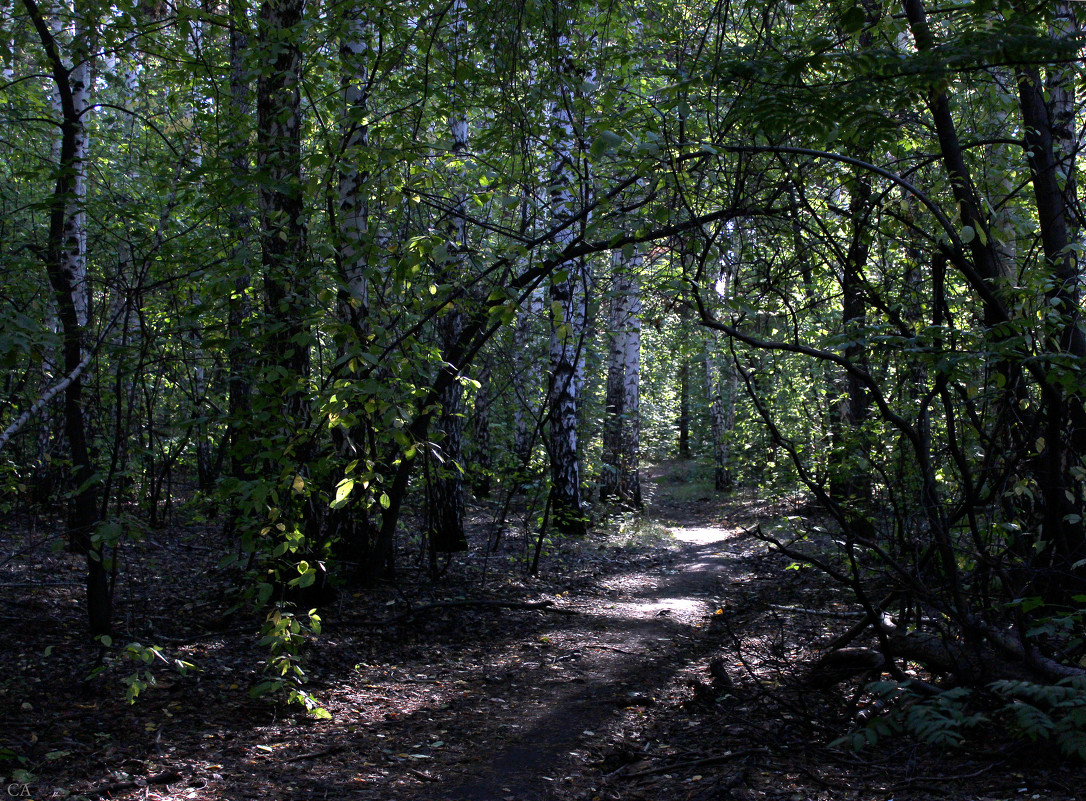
[{"left": 1, "top": 460, "right": 1081, "bottom": 801}]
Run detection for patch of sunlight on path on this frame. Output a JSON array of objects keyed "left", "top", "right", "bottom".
[{"left": 669, "top": 525, "right": 735, "bottom": 545}]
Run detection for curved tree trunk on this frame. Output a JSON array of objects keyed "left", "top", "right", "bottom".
[{"left": 23, "top": 0, "right": 110, "bottom": 636}]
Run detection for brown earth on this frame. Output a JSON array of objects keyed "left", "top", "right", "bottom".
[{"left": 0, "top": 462, "right": 1080, "bottom": 800}]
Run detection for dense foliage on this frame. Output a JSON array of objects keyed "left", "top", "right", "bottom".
[{"left": 1, "top": 0, "right": 1084, "bottom": 747}]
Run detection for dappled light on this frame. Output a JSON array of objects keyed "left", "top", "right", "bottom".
[{"left": 1, "top": 0, "right": 1084, "bottom": 797}]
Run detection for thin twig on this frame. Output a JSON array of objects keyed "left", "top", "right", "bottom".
[
  {"left": 621, "top": 748, "right": 770, "bottom": 778},
  {"left": 900, "top": 764, "right": 995, "bottom": 784},
  {"left": 85, "top": 770, "right": 183, "bottom": 798},
  {"left": 282, "top": 745, "right": 345, "bottom": 763},
  {"left": 767, "top": 604, "right": 865, "bottom": 619}
]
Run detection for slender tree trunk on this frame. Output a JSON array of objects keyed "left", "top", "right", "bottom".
[
  {"left": 513, "top": 286, "right": 544, "bottom": 470},
  {"left": 471, "top": 361, "right": 492, "bottom": 498},
  {"left": 327, "top": 0, "right": 377, "bottom": 566},
  {"left": 256, "top": 0, "right": 309, "bottom": 500},
  {"left": 427, "top": 0, "right": 470, "bottom": 553},
  {"left": 830, "top": 174, "right": 872, "bottom": 502},
  {"left": 601, "top": 248, "right": 642, "bottom": 509},
  {"left": 225, "top": 0, "right": 254, "bottom": 489},
  {"left": 705, "top": 343, "right": 736, "bottom": 492},
  {"left": 57, "top": 8, "right": 90, "bottom": 334},
  {"left": 337, "top": 2, "right": 371, "bottom": 320},
  {"left": 677, "top": 304, "right": 691, "bottom": 458},
  {"left": 23, "top": 0, "right": 110, "bottom": 635},
  {"left": 546, "top": 13, "right": 588, "bottom": 536},
  {"left": 677, "top": 357, "right": 691, "bottom": 458}
]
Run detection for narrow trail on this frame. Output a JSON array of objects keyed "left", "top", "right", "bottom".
[
  {"left": 8, "top": 465, "right": 1082, "bottom": 801},
  {"left": 431, "top": 473, "right": 754, "bottom": 801}
]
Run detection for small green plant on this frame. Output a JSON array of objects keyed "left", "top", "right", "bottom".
[
  {"left": 0, "top": 747, "right": 35, "bottom": 787},
  {"left": 252, "top": 605, "right": 330, "bottom": 719},
  {"left": 836, "top": 677, "right": 1086, "bottom": 760},
  {"left": 119, "top": 642, "right": 194, "bottom": 703},
  {"left": 834, "top": 682, "right": 988, "bottom": 752},
  {"left": 599, "top": 512, "right": 674, "bottom": 549},
  {"left": 988, "top": 677, "right": 1086, "bottom": 758},
  {"left": 89, "top": 636, "right": 195, "bottom": 703}
]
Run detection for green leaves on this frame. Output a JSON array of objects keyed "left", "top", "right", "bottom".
[
  {"left": 840, "top": 4, "right": 867, "bottom": 36},
  {"left": 590, "top": 130, "right": 624, "bottom": 158},
  {"left": 331, "top": 477, "right": 355, "bottom": 509}
]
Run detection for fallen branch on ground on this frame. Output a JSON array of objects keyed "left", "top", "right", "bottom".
[
  {"left": 282, "top": 745, "right": 345, "bottom": 763},
  {"left": 85, "top": 770, "right": 183, "bottom": 798},
  {"left": 621, "top": 748, "right": 770, "bottom": 778},
  {"left": 767, "top": 604, "right": 865, "bottom": 618}
]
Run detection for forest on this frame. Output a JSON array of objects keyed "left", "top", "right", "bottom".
[{"left": 1, "top": 0, "right": 1085, "bottom": 797}]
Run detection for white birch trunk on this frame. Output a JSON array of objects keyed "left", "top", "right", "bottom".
[
  {"left": 704, "top": 342, "right": 736, "bottom": 492},
  {"left": 546, "top": 17, "right": 588, "bottom": 536},
  {"left": 256, "top": 0, "right": 308, "bottom": 431},
  {"left": 1, "top": 0, "right": 14, "bottom": 81},
  {"left": 337, "top": 2, "right": 370, "bottom": 317},
  {"left": 705, "top": 256, "right": 739, "bottom": 491},
  {"left": 50, "top": 3, "right": 91, "bottom": 331},
  {"left": 601, "top": 248, "right": 642, "bottom": 508}
]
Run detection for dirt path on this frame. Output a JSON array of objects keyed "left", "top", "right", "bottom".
[
  {"left": 427, "top": 475, "right": 753, "bottom": 800},
  {"left": 1, "top": 466, "right": 766, "bottom": 801},
  {"left": 6, "top": 465, "right": 1080, "bottom": 801}
]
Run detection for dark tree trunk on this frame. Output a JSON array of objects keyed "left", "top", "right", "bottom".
[
  {"left": 601, "top": 252, "right": 642, "bottom": 509},
  {"left": 472, "top": 362, "right": 492, "bottom": 499},
  {"left": 829, "top": 173, "right": 872, "bottom": 502},
  {"left": 677, "top": 358, "right": 691, "bottom": 458},
  {"left": 23, "top": 0, "right": 110, "bottom": 636},
  {"left": 225, "top": 0, "right": 254, "bottom": 489}
]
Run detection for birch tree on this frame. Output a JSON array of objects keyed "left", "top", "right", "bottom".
[
  {"left": 22, "top": 0, "right": 109, "bottom": 635},
  {"left": 546, "top": 9, "right": 589, "bottom": 536},
  {"left": 600, "top": 247, "right": 642, "bottom": 508}
]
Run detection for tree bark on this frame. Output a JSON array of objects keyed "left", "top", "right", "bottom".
[
  {"left": 704, "top": 344, "right": 736, "bottom": 492},
  {"left": 1013, "top": 1, "right": 1086, "bottom": 584},
  {"left": 601, "top": 248, "right": 642, "bottom": 509},
  {"left": 427, "top": 0, "right": 470, "bottom": 553},
  {"left": 829, "top": 173, "right": 872, "bottom": 502},
  {"left": 677, "top": 357, "right": 691, "bottom": 458},
  {"left": 23, "top": 0, "right": 110, "bottom": 636},
  {"left": 255, "top": 0, "right": 311, "bottom": 548},
  {"left": 472, "top": 361, "right": 492, "bottom": 499},
  {"left": 546, "top": 13, "right": 588, "bottom": 536},
  {"left": 512, "top": 284, "right": 545, "bottom": 480},
  {"left": 225, "top": 0, "right": 254, "bottom": 490}
]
